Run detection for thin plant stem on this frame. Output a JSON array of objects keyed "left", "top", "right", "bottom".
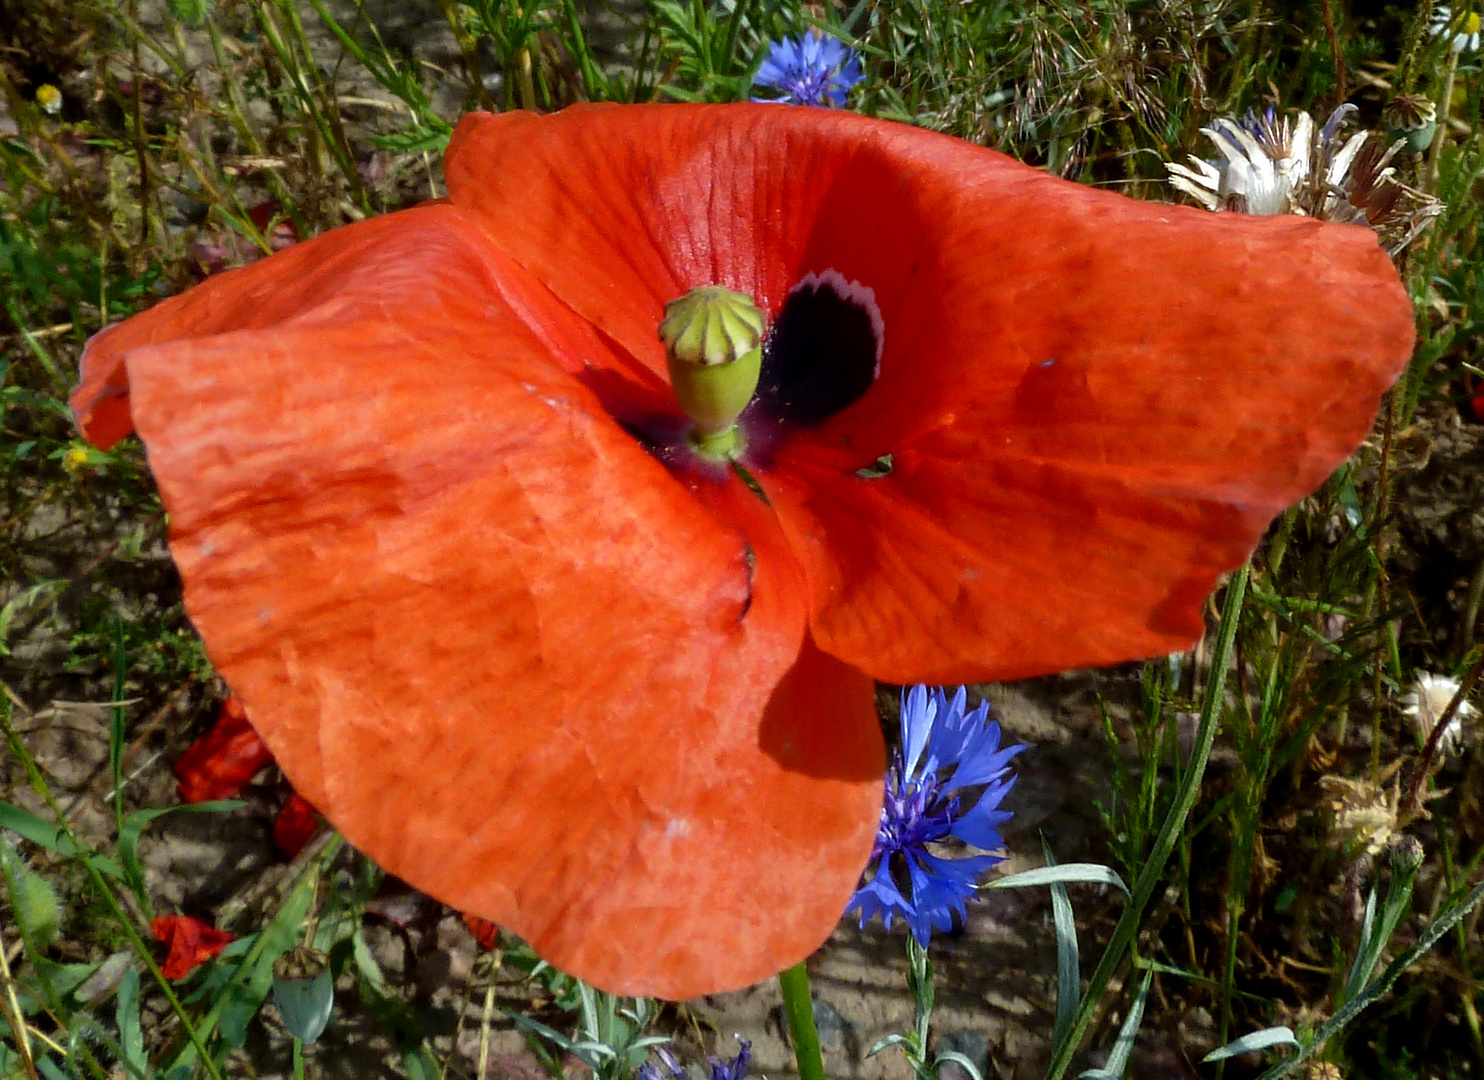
[
  {"left": 778, "top": 961, "right": 826, "bottom": 1080},
  {"left": 1318, "top": 0, "right": 1346, "bottom": 103},
  {"left": 128, "top": 0, "right": 152, "bottom": 257},
  {"left": 1255, "top": 879, "right": 1484, "bottom": 1080},
  {"left": 0, "top": 923, "right": 41, "bottom": 1080},
  {"left": 1427, "top": 46, "right": 1460, "bottom": 190},
  {"left": 1464, "top": 553, "right": 1484, "bottom": 653},
  {"left": 1368, "top": 390, "right": 1399, "bottom": 780},
  {"left": 1403, "top": 651, "right": 1484, "bottom": 813},
  {"left": 1044, "top": 565, "right": 1248, "bottom": 1080}
]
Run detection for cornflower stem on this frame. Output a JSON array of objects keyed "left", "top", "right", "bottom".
[
  {"left": 779, "top": 961, "right": 827, "bottom": 1080},
  {"left": 906, "top": 937, "right": 937, "bottom": 1080},
  {"left": 1044, "top": 565, "right": 1248, "bottom": 1080},
  {"left": 907, "top": 937, "right": 933, "bottom": 1048}
]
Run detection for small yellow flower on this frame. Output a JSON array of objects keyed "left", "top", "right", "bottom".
[
  {"left": 35, "top": 84, "right": 62, "bottom": 116},
  {"left": 62, "top": 446, "right": 91, "bottom": 475}
]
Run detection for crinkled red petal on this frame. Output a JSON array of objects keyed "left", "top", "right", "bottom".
[
  {"left": 173, "top": 696, "right": 274, "bottom": 803},
  {"left": 151, "top": 914, "right": 234, "bottom": 979}
]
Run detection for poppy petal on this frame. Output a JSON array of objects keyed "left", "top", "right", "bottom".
[
  {"left": 272, "top": 793, "right": 324, "bottom": 859},
  {"left": 440, "top": 106, "right": 1411, "bottom": 682},
  {"left": 173, "top": 696, "right": 275, "bottom": 803},
  {"left": 443, "top": 105, "right": 866, "bottom": 380},
  {"left": 151, "top": 914, "right": 234, "bottom": 979},
  {"left": 72, "top": 203, "right": 667, "bottom": 451},
  {"left": 762, "top": 208, "right": 1412, "bottom": 682},
  {"left": 91, "top": 207, "right": 881, "bottom": 997}
]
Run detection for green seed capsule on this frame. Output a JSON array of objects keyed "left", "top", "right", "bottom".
[
  {"left": 659, "top": 286, "right": 766, "bottom": 457},
  {"left": 272, "top": 946, "right": 333, "bottom": 1044}
]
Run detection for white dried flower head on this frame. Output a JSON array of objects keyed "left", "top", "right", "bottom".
[
  {"left": 1401, "top": 672, "right": 1477, "bottom": 756},
  {"left": 1432, "top": 6, "right": 1482, "bottom": 53},
  {"left": 1319, "top": 775, "right": 1399, "bottom": 857},
  {"left": 1165, "top": 104, "right": 1443, "bottom": 256}
]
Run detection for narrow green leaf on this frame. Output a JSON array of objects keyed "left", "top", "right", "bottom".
[
  {"left": 0, "top": 800, "right": 126, "bottom": 880},
  {"left": 117, "top": 968, "right": 145, "bottom": 1071},
  {"left": 1204, "top": 1027, "right": 1299, "bottom": 1063},
  {"left": 986, "top": 863, "right": 1130, "bottom": 897},
  {"left": 1043, "top": 840, "right": 1080, "bottom": 1050},
  {"left": 1101, "top": 968, "right": 1153, "bottom": 1078}
]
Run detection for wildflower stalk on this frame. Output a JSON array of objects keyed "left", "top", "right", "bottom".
[
  {"left": 128, "top": 0, "right": 154, "bottom": 257},
  {"left": 778, "top": 962, "right": 826, "bottom": 1080},
  {"left": 201, "top": 7, "right": 308, "bottom": 241},
  {"left": 1044, "top": 565, "right": 1249, "bottom": 1080},
  {"left": 1426, "top": 46, "right": 1460, "bottom": 189},
  {"left": 1253, "top": 878, "right": 1484, "bottom": 1080},
  {"left": 1367, "top": 390, "right": 1400, "bottom": 779}
]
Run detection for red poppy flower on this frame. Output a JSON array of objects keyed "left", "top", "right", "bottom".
[
  {"left": 173, "top": 696, "right": 274, "bottom": 804},
  {"left": 152, "top": 914, "right": 234, "bottom": 979},
  {"left": 71, "top": 105, "right": 1412, "bottom": 998}
]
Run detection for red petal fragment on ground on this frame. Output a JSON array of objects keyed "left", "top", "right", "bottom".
[
  {"left": 272, "top": 793, "right": 323, "bottom": 859},
  {"left": 247, "top": 201, "right": 299, "bottom": 249},
  {"left": 446, "top": 104, "right": 1412, "bottom": 683},
  {"left": 93, "top": 204, "right": 881, "bottom": 998},
  {"left": 151, "top": 915, "right": 234, "bottom": 979},
  {"left": 463, "top": 914, "right": 500, "bottom": 951},
  {"left": 173, "top": 696, "right": 274, "bottom": 803}
]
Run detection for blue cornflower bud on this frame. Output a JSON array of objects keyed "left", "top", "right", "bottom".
[
  {"left": 847, "top": 686, "right": 1026, "bottom": 944},
  {"left": 752, "top": 32, "right": 863, "bottom": 108}
]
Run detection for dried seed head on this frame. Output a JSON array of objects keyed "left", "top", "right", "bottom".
[
  {"left": 1320, "top": 775, "right": 1399, "bottom": 857},
  {"left": 1401, "top": 672, "right": 1477, "bottom": 757}
]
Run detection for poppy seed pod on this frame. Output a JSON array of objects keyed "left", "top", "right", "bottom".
[
  {"left": 660, "top": 285, "right": 766, "bottom": 455},
  {"left": 71, "top": 104, "right": 1414, "bottom": 999}
]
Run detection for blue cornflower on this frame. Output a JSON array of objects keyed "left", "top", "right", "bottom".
[
  {"left": 847, "top": 685, "right": 1025, "bottom": 945},
  {"left": 752, "top": 32, "right": 863, "bottom": 107},
  {"left": 638, "top": 1039, "right": 751, "bottom": 1080}
]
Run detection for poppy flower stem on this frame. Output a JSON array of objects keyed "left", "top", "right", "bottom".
[{"left": 778, "top": 961, "right": 827, "bottom": 1080}]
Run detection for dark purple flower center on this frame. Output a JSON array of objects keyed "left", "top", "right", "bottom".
[{"left": 756, "top": 271, "right": 881, "bottom": 425}]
